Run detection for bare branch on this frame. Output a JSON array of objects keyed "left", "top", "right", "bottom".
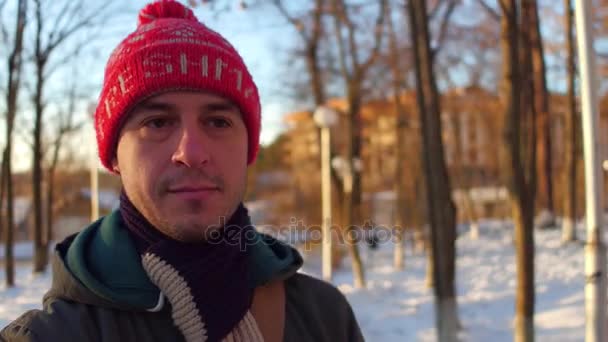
[
  {"left": 331, "top": 0, "right": 351, "bottom": 80},
  {"left": 477, "top": 0, "right": 500, "bottom": 21},
  {"left": 429, "top": 0, "right": 446, "bottom": 20},
  {"left": 47, "top": 2, "right": 110, "bottom": 52},
  {"left": 272, "top": 0, "right": 309, "bottom": 42},
  {"left": 310, "top": 0, "right": 324, "bottom": 51},
  {"left": 47, "top": 0, "right": 73, "bottom": 44},
  {"left": 0, "top": 0, "right": 8, "bottom": 44},
  {"left": 345, "top": 10, "right": 360, "bottom": 72},
  {"left": 432, "top": 0, "right": 458, "bottom": 59},
  {"left": 45, "top": 38, "right": 88, "bottom": 77},
  {"left": 15, "top": 119, "right": 34, "bottom": 149},
  {"left": 360, "top": 0, "right": 388, "bottom": 74}
]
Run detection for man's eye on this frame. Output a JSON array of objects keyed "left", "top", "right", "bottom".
[
  {"left": 144, "top": 117, "right": 175, "bottom": 129},
  {"left": 206, "top": 117, "right": 232, "bottom": 128}
]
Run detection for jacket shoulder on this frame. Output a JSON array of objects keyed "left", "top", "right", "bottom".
[
  {"left": 285, "top": 273, "right": 364, "bottom": 342},
  {"left": 1, "top": 299, "right": 93, "bottom": 341},
  {"left": 1, "top": 310, "right": 42, "bottom": 341},
  {"left": 287, "top": 272, "right": 350, "bottom": 303}
]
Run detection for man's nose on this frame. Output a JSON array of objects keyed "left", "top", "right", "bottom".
[{"left": 171, "top": 125, "right": 211, "bottom": 168}]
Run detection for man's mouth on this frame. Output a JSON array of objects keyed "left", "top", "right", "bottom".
[
  {"left": 168, "top": 186, "right": 219, "bottom": 192},
  {"left": 167, "top": 185, "right": 221, "bottom": 198}
]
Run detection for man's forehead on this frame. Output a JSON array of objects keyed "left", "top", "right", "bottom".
[{"left": 138, "top": 91, "right": 239, "bottom": 108}]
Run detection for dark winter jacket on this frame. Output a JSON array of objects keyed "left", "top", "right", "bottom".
[{"left": 0, "top": 210, "right": 364, "bottom": 341}]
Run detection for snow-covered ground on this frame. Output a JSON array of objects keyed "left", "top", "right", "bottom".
[
  {"left": 300, "top": 220, "right": 586, "bottom": 341},
  {"left": 0, "top": 220, "right": 588, "bottom": 341}
]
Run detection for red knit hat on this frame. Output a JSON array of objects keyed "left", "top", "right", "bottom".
[{"left": 94, "top": 0, "right": 261, "bottom": 171}]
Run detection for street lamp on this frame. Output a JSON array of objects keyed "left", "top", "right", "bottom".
[
  {"left": 575, "top": 0, "right": 607, "bottom": 339},
  {"left": 88, "top": 102, "right": 99, "bottom": 221},
  {"left": 313, "top": 106, "right": 338, "bottom": 281}
]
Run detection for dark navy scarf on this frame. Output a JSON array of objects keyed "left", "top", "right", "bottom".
[{"left": 120, "top": 190, "right": 256, "bottom": 342}]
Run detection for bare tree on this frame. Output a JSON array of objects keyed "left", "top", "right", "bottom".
[
  {"left": 272, "top": 0, "right": 326, "bottom": 106},
  {"left": 561, "top": 0, "right": 577, "bottom": 242},
  {"left": 329, "top": 0, "right": 387, "bottom": 289},
  {"left": 386, "top": 3, "right": 410, "bottom": 270},
  {"left": 3, "top": 0, "right": 28, "bottom": 287},
  {"left": 30, "top": 0, "right": 110, "bottom": 272},
  {"left": 406, "top": 0, "right": 460, "bottom": 339},
  {"left": 449, "top": 110, "right": 481, "bottom": 240},
  {"left": 529, "top": 0, "right": 553, "bottom": 225},
  {"left": 45, "top": 78, "right": 84, "bottom": 252},
  {"left": 497, "top": 0, "right": 537, "bottom": 340}
]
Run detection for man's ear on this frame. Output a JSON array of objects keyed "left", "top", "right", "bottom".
[{"left": 111, "top": 158, "right": 120, "bottom": 174}]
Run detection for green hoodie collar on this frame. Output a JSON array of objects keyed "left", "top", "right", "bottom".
[
  {"left": 66, "top": 211, "right": 159, "bottom": 309},
  {"left": 65, "top": 210, "right": 302, "bottom": 311}
]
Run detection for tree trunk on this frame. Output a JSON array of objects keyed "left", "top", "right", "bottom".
[
  {"left": 306, "top": 46, "right": 324, "bottom": 106},
  {"left": 2, "top": 148, "right": 15, "bottom": 287},
  {"left": 343, "top": 89, "right": 366, "bottom": 289},
  {"left": 46, "top": 167, "right": 56, "bottom": 249},
  {"left": 562, "top": 0, "right": 577, "bottom": 243},
  {"left": 500, "top": 1, "right": 536, "bottom": 340},
  {"left": 0, "top": 150, "right": 6, "bottom": 243},
  {"left": 413, "top": 225, "right": 426, "bottom": 254},
  {"left": 45, "top": 122, "right": 66, "bottom": 253},
  {"left": 33, "top": 58, "right": 46, "bottom": 273},
  {"left": 1, "top": 148, "right": 13, "bottom": 287},
  {"left": 451, "top": 111, "right": 479, "bottom": 240},
  {"left": 464, "top": 193, "right": 480, "bottom": 240},
  {"left": 425, "top": 245, "right": 434, "bottom": 288},
  {"left": 32, "top": 0, "right": 49, "bottom": 272},
  {"left": 412, "top": 181, "right": 427, "bottom": 254},
  {"left": 342, "top": 177, "right": 365, "bottom": 288},
  {"left": 329, "top": 0, "right": 386, "bottom": 289},
  {"left": 407, "top": 0, "right": 459, "bottom": 339},
  {"left": 387, "top": 3, "right": 408, "bottom": 271},
  {"left": 529, "top": 0, "right": 553, "bottom": 223},
  {"left": 513, "top": 197, "right": 535, "bottom": 342},
  {"left": 393, "top": 227, "right": 405, "bottom": 270},
  {"left": 4, "top": 0, "right": 27, "bottom": 288}
]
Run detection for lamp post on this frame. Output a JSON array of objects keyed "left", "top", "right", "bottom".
[
  {"left": 91, "top": 149, "right": 99, "bottom": 221},
  {"left": 574, "top": 0, "right": 606, "bottom": 340},
  {"left": 313, "top": 106, "right": 338, "bottom": 281},
  {"left": 88, "top": 104, "right": 99, "bottom": 222}
]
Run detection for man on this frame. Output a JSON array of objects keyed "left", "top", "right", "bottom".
[{"left": 0, "top": 1, "right": 363, "bottom": 341}]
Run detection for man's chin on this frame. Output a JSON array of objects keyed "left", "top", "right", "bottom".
[{"left": 167, "top": 220, "right": 221, "bottom": 242}]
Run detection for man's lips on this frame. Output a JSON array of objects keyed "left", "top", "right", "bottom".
[{"left": 167, "top": 185, "right": 220, "bottom": 193}]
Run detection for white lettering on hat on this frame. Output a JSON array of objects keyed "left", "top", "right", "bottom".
[
  {"left": 180, "top": 53, "right": 188, "bottom": 74},
  {"left": 118, "top": 75, "right": 127, "bottom": 95},
  {"left": 143, "top": 53, "right": 173, "bottom": 78},
  {"left": 129, "top": 34, "right": 145, "bottom": 43},
  {"left": 244, "top": 88, "right": 254, "bottom": 99},
  {"left": 231, "top": 68, "right": 243, "bottom": 91},
  {"left": 201, "top": 56, "right": 208, "bottom": 77},
  {"left": 104, "top": 100, "right": 112, "bottom": 121},
  {"left": 137, "top": 52, "right": 253, "bottom": 99},
  {"left": 215, "top": 58, "right": 227, "bottom": 80}
]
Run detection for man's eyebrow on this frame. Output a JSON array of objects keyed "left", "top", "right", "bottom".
[
  {"left": 203, "top": 101, "right": 240, "bottom": 114},
  {"left": 131, "top": 100, "right": 175, "bottom": 117}
]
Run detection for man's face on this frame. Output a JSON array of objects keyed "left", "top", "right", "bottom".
[{"left": 113, "top": 91, "right": 249, "bottom": 242}]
